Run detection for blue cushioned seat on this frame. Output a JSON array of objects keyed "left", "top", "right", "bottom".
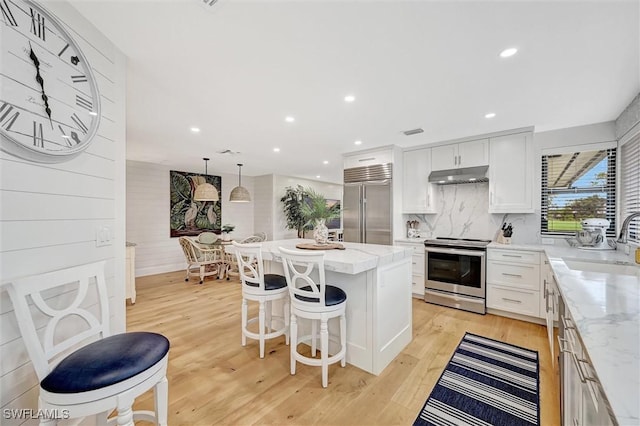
[
  {"left": 41, "top": 332, "right": 170, "bottom": 394},
  {"left": 295, "top": 285, "right": 347, "bottom": 306},
  {"left": 245, "top": 273, "right": 287, "bottom": 290}
]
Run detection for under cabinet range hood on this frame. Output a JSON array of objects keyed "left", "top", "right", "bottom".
[{"left": 428, "top": 165, "right": 489, "bottom": 185}]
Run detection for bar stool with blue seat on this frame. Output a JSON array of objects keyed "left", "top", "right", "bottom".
[
  {"left": 232, "top": 241, "right": 290, "bottom": 358},
  {"left": 5, "top": 261, "right": 170, "bottom": 426},
  {"left": 278, "top": 247, "right": 347, "bottom": 388}
]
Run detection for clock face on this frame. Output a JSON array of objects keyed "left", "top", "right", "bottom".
[{"left": 0, "top": 0, "right": 101, "bottom": 162}]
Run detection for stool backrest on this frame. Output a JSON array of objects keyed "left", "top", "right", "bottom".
[
  {"left": 232, "top": 241, "right": 265, "bottom": 290},
  {"left": 5, "top": 261, "right": 110, "bottom": 380},
  {"left": 278, "top": 247, "right": 326, "bottom": 308}
]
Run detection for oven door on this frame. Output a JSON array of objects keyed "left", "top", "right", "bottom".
[{"left": 425, "top": 247, "right": 486, "bottom": 298}]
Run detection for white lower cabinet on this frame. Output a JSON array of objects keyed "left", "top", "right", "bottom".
[
  {"left": 486, "top": 248, "right": 542, "bottom": 318},
  {"left": 559, "top": 310, "right": 613, "bottom": 426},
  {"left": 395, "top": 241, "right": 425, "bottom": 297}
]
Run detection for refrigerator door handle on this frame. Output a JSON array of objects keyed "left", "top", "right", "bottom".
[{"left": 361, "top": 186, "right": 366, "bottom": 243}]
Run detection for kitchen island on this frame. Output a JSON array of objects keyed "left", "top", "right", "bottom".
[{"left": 256, "top": 239, "right": 413, "bottom": 376}]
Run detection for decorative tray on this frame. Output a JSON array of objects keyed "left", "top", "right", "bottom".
[{"left": 295, "top": 243, "right": 345, "bottom": 250}]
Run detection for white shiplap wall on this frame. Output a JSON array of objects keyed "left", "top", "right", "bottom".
[
  {"left": 0, "top": 1, "right": 126, "bottom": 423},
  {"left": 126, "top": 160, "right": 255, "bottom": 277}
]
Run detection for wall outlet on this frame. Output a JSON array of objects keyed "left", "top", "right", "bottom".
[{"left": 96, "top": 225, "right": 113, "bottom": 247}]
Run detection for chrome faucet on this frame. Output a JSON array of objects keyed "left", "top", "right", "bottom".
[{"left": 617, "top": 212, "right": 640, "bottom": 243}]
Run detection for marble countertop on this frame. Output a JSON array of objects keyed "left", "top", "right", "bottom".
[
  {"left": 394, "top": 238, "right": 426, "bottom": 244},
  {"left": 545, "top": 247, "right": 639, "bottom": 425},
  {"left": 257, "top": 239, "right": 413, "bottom": 275}
]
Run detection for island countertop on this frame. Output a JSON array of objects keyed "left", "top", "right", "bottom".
[{"left": 257, "top": 239, "right": 413, "bottom": 275}]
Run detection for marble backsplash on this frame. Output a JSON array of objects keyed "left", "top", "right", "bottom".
[{"left": 403, "top": 183, "right": 541, "bottom": 244}]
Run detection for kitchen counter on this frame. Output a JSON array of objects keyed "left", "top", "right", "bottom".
[
  {"left": 547, "top": 248, "right": 639, "bottom": 425},
  {"left": 490, "top": 241, "right": 639, "bottom": 424},
  {"left": 259, "top": 239, "right": 413, "bottom": 275},
  {"left": 256, "top": 239, "right": 413, "bottom": 375}
]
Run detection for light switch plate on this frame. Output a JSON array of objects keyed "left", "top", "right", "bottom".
[{"left": 96, "top": 225, "right": 113, "bottom": 247}]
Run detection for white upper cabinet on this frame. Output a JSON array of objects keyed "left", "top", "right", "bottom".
[
  {"left": 402, "top": 148, "right": 437, "bottom": 214},
  {"left": 431, "top": 139, "right": 489, "bottom": 171},
  {"left": 489, "top": 132, "right": 534, "bottom": 213}
]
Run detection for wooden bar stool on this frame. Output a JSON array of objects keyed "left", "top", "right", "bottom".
[
  {"left": 278, "top": 247, "right": 347, "bottom": 388},
  {"left": 232, "top": 241, "right": 290, "bottom": 358}
]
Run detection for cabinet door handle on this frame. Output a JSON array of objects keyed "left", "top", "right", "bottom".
[
  {"left": 458, "top": 155, "right": 461, "bottom": 166},
  {"left": 502, "top": 298, "right": 522, "bottom": 304},
  {"left": 502, "top": 273, "right": 522, "bottom": 278},
  {"left": 557, "top": 336, "right": 572, "bottom": 354},
  {"left": 573, "top": 354, "right": 597, "bottom": 383},
  {"left": 502, "top": 254, "right": 523, "bottom": 258},
  {"left": 454, "top": 155, "right": 457, "bottom": 166}
]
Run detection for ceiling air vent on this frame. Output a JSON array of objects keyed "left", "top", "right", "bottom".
[{"left": 403, "top": 128, "right": 424, "bottom": 136}]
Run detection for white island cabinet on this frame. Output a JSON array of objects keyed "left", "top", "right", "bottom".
[{"left": 257, "top": 239, "right": 413, "bottom": 376}]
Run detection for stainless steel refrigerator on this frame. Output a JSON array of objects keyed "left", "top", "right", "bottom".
[{"left": 343, "top": 163, "right": 392, "bottom": 245}]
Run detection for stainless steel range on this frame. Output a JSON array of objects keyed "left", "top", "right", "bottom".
[{"left": 424, "top": 237, "right": 491, "bottom": 314}]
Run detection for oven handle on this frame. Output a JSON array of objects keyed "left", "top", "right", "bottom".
[
  {"left": 424, "top": 289, "right": 485, "bottom": 304},
  {"left": 425, "top": 247, "right": 487, "bottom": 257}
]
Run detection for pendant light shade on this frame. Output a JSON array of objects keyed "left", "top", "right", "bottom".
[
  {"left": 229, "top": 163, "right": 251, "bottom": 202},
  {"left": 194, "top": 157, "right": 219, "bottom": 202}
]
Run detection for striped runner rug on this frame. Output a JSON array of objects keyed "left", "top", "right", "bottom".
[{"left": 414, "top": 332, "right": 539, "bottom": 426}]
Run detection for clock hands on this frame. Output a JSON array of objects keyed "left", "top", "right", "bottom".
[{"left": 28, "top": 42, "right": 53, "bottom": 129}]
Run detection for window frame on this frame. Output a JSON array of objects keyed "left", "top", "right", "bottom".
[
  {"left": 620, "top": 135, "right": 639, "bottom": 243},
  {"left": 540, "top": 142, "right": 617, "bottom": 237}
]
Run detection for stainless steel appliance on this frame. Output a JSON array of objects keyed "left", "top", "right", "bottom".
[
  {"left": 343, "top": 163, "right": 392, "bottom": 245},
  {"left": 424, "top": 237, "right": 491, "bottom": 314}
]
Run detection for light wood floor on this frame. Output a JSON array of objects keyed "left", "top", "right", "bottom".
[{"left": 128, "top": 271, "right": 560, "bottom": 425}]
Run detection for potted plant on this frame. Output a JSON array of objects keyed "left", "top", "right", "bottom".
[
  {"left": 280, "top": 185, "right": 308, "bottom": 238},
  {"left": 221, "top": 224, "right": 235, "bottom": 241},
  {"left": 301, "top": 188, "right": 341, "bottom": 245}
]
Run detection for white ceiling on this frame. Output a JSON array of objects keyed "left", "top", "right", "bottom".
[{"left": 69, "top": 0, "right": 639, "bottom": 184}]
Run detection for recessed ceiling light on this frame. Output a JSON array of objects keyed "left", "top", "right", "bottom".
[
  {"left": 354, "top": 140, "right": 362, "bottom": 145},
  {"left": 499, "top": 47, "right": 518, "bottom": 58},
  {"left": 316, "top": 175, "right": 321, "bottom": 179},
  {"left": 273, "top": 148, "right": 280, "bottom": 153},
  {"left": 323, "top": 160, "right": 329, "bottom": 165},
  {"left": 344, "top": 95, "right": 355, "bottom": 103},
  {"left": 285, "top": 116, "right": 295, "bottom": 123},
  {"left": 485, "top": 112, "right": 496, "bottom": 119},
  {"left": 190, "top": 127, "right": 200, "bottom": 133}
]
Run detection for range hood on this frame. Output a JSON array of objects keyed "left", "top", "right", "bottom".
[{"left": 428, "top": 165, "right": 489, "bottom": 185}]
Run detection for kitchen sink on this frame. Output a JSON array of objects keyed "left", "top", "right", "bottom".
[{"left": 563, "top": 258, "right": 639, "bottom": 276}]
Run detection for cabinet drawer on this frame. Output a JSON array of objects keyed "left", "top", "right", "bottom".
[
  {"left": 411, "top": 254, "right": 425, "bottom": 274},
  {"left": 487, "top": 260, "right": 540, "bottom": 290},
  {"left": 411, "top": 274, "right": 425, "bottom": 296},
  {"left": 395, "top": 242, "right": 425, "bottom": 255},
  {"left": 488, "top": 249, "right": 540, "bottom": 265},
  {"left": 487, "top": 285, "right": 540, "bottom": 317}
]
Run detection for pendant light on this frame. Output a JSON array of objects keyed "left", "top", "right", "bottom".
[
  {"left": 229, "top": 163, "right": 251, "bottom": 202},
  {"left": 194, "top": 157, "right": 219, "bottom": 201}
]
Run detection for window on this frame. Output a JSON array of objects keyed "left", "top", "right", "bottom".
[
  {"left": 621, "top": 135, "right": 640, "bottom": 243},
  {"left": 541, "top": 146, "right": 616, "bottom": 237}
]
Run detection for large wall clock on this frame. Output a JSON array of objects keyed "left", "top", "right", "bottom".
[{"left": 0, "top": 0, "right": 101, "bottom": 163}]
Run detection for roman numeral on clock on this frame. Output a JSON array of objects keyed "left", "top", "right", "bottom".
[
  {"left": 71, "top": 113, "right": 88, "bottom": 134},
  {"left": 30, "top": 8, "right": 45, "bottom": 40},
  {"left": 33, "top": 121, "right": 44, "bottom": 148},
  {"left": 0, "top": 103, "right": 20, "bottom": 131},
  {"left": 0, "top": 0, "right": 17, "bottom": 26},
  {"left": 71, "top": 75, "right": 87, "bottom": 83},
  {"left": 76, "top": 95, "right": 93, "bottom": 111},
  {"left": 58, "top": 43, "right": 70, "bottom": 57}
]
